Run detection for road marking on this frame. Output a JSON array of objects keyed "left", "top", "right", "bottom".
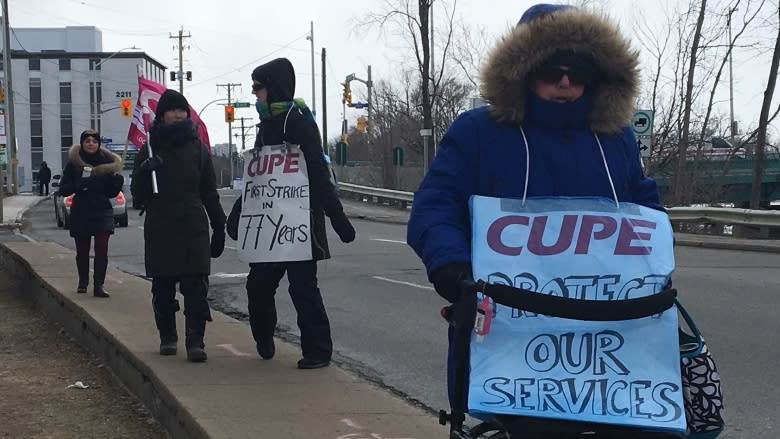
[
  {"left": 216, "top": 344, "right": 252, "bottom": 357},
  {"left": 138, "top": 226, "right": 144, "bottom": 230},
  {"left": 12, "top": 229, "right": 37, "bottom": 243},
  {"left": 340, "top": 419, "right": 363, "bottom": 429},
  {"left": 372, "top": 276, "right": 433, "bottom": 290},
  {"left": 225, "top": 245, "right": 237, "bottom": 250},
  {"left": 211, "top": 272, "right": 249, "bottom": 278},
  {"left": 370, "top": 238, "right": 406, "bottom": 244}
]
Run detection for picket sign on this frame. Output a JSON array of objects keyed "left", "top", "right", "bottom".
[
  {"left": 468, "top": 196, "right": 686, "bottom": 433},
  {"left": 237, "top": 143, "right": 312, "bottom": 263}
]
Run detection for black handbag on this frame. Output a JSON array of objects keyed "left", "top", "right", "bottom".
[{"left": 677, "top": 299, "right": 725, "bottom": 438}]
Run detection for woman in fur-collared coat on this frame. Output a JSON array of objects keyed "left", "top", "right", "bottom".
[
  {"left": 408, "top": 3, "right": 663, "bottom": 297},
  {"left": 59, "top": 129, "right": 124, "bottom": 298}
]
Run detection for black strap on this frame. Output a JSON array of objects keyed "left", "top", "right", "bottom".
[{"left": 480, "top": 282, "right": 677, "bottom": 321}]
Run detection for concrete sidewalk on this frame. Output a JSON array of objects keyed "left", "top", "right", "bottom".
[
  {"left": 0, "top": 242, "right": 446, "bottom": 439},
  {"left": 1, "top": 194, "right": 48, "bottom": 228}
]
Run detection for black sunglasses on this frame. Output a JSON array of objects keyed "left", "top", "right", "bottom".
[
  {"left": 251, "top": 82, "right": 266, "bottom": 92},
  {"left": 534, "top": 66, "right": 594, "bottom": 86}
]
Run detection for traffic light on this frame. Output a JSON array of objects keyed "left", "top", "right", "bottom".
[
  {"left": 120, "top": 98, "right": 132, "bottom": 118},
  {"left": 342, "top": 81, "right": 352, "bottom": 107},
  {"left": 224, "top": 104, "right": 235, "bottom": 123},
  {"left": 356, "top": 116, "right": 367, "bottom": 133},
  {"left": 170, "top": 71, "right": 177, "bottom": 82},
  {"left": 186, "top": 71, "right": 192, "bottom": 81}
]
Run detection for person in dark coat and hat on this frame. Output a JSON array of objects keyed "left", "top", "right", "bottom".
[
  {"left": 226, "top": 57, "right": 355, "bottom": 369},
  {"left": 131, "top": 89, "right": 227, "bottom": 363},
  {"left": 59, "top": 129, "right": 124, "bottom": 297},
  {"left": 38, "top": 161, "right": 52, "bottom": 196}
]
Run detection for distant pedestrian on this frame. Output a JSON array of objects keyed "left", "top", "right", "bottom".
[
  {"left": 131, "top": 89, "right": 227, "bottom": 363},
  {"left": 58, "top": 130, "right": 124, "bottom": 298},
  {"left": 226, "top": 57, "right": 355, "bottom": 369},
  {"left": 38, "top": 161, "right": 51, "bottom": 196}
]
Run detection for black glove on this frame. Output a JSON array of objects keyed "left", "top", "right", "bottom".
[
  {"left": 210, "top": 228, "right": 226, "bottom": 258},
  {"left": 111, "top": 173, "right": 125, "bottom": 188},
  {"left": 329, "top": 211, "right": 355, "bottom": 243},
  {"left": 138, "top": 155, "right": 163, "bottom": 173},
  {"left": 430, "top": 262, "right": 472, "bottom": 303}
]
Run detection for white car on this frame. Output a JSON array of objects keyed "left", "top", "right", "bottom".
[{"left": 52, "top": 173, "right": 128, "bottom": 228}]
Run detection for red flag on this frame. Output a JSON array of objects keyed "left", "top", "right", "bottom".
[{"left": 126, "top": 77, "right": 211, "bottom": 152}]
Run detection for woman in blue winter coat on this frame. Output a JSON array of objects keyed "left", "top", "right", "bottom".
[{"left": 407, "top": 3, "right": 662, "bottom": 302}]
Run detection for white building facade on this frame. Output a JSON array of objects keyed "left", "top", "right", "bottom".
[{"left": 1, "top": 26, "right": 166, "bottom": 192}]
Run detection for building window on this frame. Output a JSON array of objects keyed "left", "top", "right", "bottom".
[
  {"left": 89, "top": 58, "right": 102, "bottom": 71},
  {"left": 61, "top": 117, "right": 73, "bottom": 166},
  {"left": 30, "top": 103, "right": 42, "bottom": 118},
  {"left": 29, "top": 58, "right": 41, "bottom": 71},
  {"left": 29, "top": 82, "right": 42, "bottom": 103},
  {"left": 60, "top": 118, "right": 72, "bottom": 136},
  {"left": 60, "top": 82, "right": 72, "bottom": 117},
  {"left": 30, "top": 78, "right": 43, "bottom": 170},
  {"left": 89, "top": 81, "right": 102, "bottom": 131},
  {"left": 59, "top": 58, "right": 71, "bottom": 70}
]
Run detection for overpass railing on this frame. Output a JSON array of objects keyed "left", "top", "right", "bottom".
[{"left": 337, "top": 183, "right": 780, "bottom": 239}]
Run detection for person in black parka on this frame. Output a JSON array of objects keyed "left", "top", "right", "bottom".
[
  {"left": 131, "top": 89, "right": 227, "bottom": 363},
  {"left": 38, "top": 161, "right": 52, "bottom": 196},
  {"left": 226, "top": 57, "right": 355, "bottom": 369},
  {"left": 59, "top": 130, "right": 124, "bottom": 298}
]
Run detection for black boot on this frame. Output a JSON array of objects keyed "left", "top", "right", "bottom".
[
  {"left": 76, "top": 256, "right": 89, "bottom": 294},
  {"left": 93, "top": 257, "right": 110, "bottom": 298},
  {"left": 155, "top": 309, "right": 178, "bottom": 356},
  {"left": 185, "top": 318, "right": 207, "bottom": 362}
]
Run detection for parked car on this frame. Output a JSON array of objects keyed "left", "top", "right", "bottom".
[{"left": 52, "top": 173, "right": 128, "bottom": 228}]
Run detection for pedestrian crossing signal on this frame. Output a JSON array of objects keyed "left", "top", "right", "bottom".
[{"left": 120, "top": 98, "right": 132, "bottom": 118}]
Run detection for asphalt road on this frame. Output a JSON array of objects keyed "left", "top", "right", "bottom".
[{"left": 13, "top": 192, "right": 780, "bottom": 439}]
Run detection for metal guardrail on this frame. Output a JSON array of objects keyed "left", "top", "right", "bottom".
[
  {"left": 338, "top": 182, "right": 414, "bottom": 208},
  {"left": 338, "top": 182, "right": 780, "bottom": 237},
  {"left": 667, "top": 207, "right": 780, "bottom": 228}
]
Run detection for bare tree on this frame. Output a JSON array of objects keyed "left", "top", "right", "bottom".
[{"left": 751, "top": 0, "right": 780, "bottom": 208}]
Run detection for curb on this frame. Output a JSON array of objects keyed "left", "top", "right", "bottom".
[{"left": 0, "top": 244, "right": 210, "bottom": 439}]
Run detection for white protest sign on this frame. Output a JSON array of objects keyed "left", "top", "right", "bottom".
[
  {"left": 237, "top": 144, "right": 312, "bottom": 263},
  {"left": 467, "top": 196, "right": 684, "bottom": 433}
]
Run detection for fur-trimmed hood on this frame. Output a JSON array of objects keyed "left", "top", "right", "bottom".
[
  {"left": 67, "top": 144, "right": 123, "bottom": 175},
  {"left": 480, "top": 7, "right": 639, "bottom": 133}
]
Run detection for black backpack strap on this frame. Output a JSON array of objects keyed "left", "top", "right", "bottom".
[{"left": 480, "top": 282, "right": 677, "bottom": 321}]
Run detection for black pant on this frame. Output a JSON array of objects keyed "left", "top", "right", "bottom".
[
  {"left": 39, "top": 182, "right": 49, "bottom": 196},
  {"left": 151, "top": 275, "right": 212, "bottom": 329},
  {"left": 246, "top": 260, "right": 332, "bottom": 361}
]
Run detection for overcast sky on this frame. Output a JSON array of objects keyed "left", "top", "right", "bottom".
[{"left": 9, "top": 0, "right": 777, "bottom": 150}]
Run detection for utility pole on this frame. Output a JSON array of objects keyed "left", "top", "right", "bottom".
[
  {"left": 727, "top": 6, "right": 737, "bottom": 143},
  {"left": 306, "top": 21, "right": 316, "bottom": 120},
  {"left": 234, "top": 117, "right": 253, "bottom": 153},
  {"left": 321, "top": 48, "right": 328, "bottom": 153},
  {"left": 217, "top": 83, "right": 240, "bottom": 185},
  {"left": 233, "top": 117, "right": 254, "bottom": 181},
  {"left": 1, "top": 0, "right": 18, "bottom": 195},
  {"left": 169, "top": 27, "right": 191, "bottom": 94}
]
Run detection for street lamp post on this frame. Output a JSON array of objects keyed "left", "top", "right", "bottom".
[{"left": 92, "top": 46, "right": 138, "bottom": 130}]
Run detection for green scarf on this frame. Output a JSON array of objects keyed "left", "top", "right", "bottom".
[{"left": 256, "top": 98, "right": 313, "bottom": 121}]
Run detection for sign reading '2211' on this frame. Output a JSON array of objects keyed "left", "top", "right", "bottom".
[{"left": 237, "top": 144, "right": 312, "bottom": 263}]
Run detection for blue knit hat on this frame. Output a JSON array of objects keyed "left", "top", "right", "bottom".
[{"left": 517, "top": 3, "right": 574, "bottom": 25}]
